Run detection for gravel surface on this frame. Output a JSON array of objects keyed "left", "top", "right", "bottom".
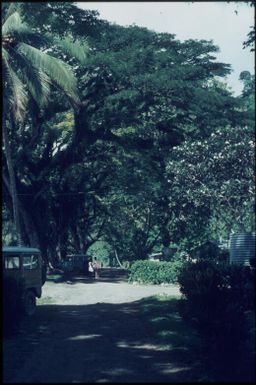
[{"left": 42, "top": 279, "right": 181, "bottom": 305}]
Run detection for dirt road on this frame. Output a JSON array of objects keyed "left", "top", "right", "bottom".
[
  {"left": 42, "top": 278, "right": 181, "bottom": 305},
  {"left": 3, "top": 278, "right": 199, "bottom": 383}
]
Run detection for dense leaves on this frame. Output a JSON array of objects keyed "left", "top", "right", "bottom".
[
  {"left": 178, "top": 260, "right": 255, "bottom": 381},
  {"left": 2, "top": 2, "right": 255, "bottom": 266},
  {"left": 165, "top": 124, "right": 255, "bottom": 247},
  {"left": 129, "top": 259, "right": 183, "bottom": 284}
]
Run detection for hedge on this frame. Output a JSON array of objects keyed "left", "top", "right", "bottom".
[
  {"left": 128, "top": 259, "right": 183, "bottom": 284},
  {"left": 178, "top": 259, "right": 255, "bottom": 381}
]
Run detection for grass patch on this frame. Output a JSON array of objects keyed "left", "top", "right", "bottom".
[
  {"left": 46, "top": 274, "right": 64, "bottom": 282},
  {"left": 37, "top": 296, "right": 54, "bottom": 305},
  {"left": 140, "top": 295, "right": 199, "bottom": 347},
  {"left": 140, "top": 295, "right": 255, "bottom": 382},
  {"left": 137, "top": 295, "right": 203, "bottom": 380}
]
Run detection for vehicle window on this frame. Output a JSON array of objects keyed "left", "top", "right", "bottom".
[
  {"left": 5, "top": 256, "right": 20, "bottom": 269},
  {"left": 23, "top": 254, "right": 39, "bottom": 270}
]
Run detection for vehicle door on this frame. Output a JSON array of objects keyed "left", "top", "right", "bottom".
[
  {"left": 21, "top": 253, "right": 42, "bottom": 295},
  {"left": 4, "top": 253, "right": 21, "bottom": 280}
]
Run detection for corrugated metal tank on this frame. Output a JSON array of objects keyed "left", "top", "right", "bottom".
[{"left": 229, "top": 232, "right": 256, "bottom": 265}]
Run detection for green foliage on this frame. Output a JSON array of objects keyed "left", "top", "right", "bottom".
[
  {"left": 7, "top": 2, "right": 102, "bottom": 39},
  {"left": 166, "top": 124, "right": 255, "bottom": 247},
  {"left": 2, "top": 8, "right": 82, "bottom": 120},
  {"left": 243, "top": 25, "right": 255, "bottom": 51},
  {"left": 87, "top": 241, "right": 112, "bottom": 267},
  {"left": 239, "top": 72, "right": 255, "bottom": 114},
  {"left": 83, "top": 22, "right": 237, "bottom": 144},
  {"left": 178, "top": 260, "right": 255, "bottom": 381},
  {"left": 2, "top": 4, "right": 88, "bottom": 252},
  {"left": 139, "top": 296, "right": 201, "bottom": 374},
  {"left": 2, "top": 3, "right": 255, "bottom": 268},
  {"left": 129, "top": 259, "right": 183, "bottom": 284},
  {"left": 16, "top": 42, "right": 79, "bottom": 104},
  {"left": 120, "top": 260, "right": 131, "bottom": 269},
  {"left": 2, "top": 204, "right": 17, "bottom": 244},
  {"left": 189, "top": 240, "right": 229, "bottom": 263}
]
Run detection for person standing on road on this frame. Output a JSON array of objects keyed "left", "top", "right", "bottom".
[
  {"left": 88, "top": 258, "right": 95, "bottom": 278},
  {"left": 93, "top": 259, "right": 101, "bottom": 279}
]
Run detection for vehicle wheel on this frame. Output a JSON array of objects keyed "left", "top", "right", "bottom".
[{"left": 23, "top": 290, "right": 36, "bottom": 316}]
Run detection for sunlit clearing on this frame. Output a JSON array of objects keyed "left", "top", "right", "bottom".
[
  {"left": 117, "top": 341, "right": 171, "bottom": 350},
  {"left": 68, "top": 334, "right": 101, "bottom": 341}
]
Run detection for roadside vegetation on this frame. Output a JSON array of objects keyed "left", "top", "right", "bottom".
[
  {"left": 128, "top": 248, "right": 255, "bottom": 381},
  {"left": 128, "top": 258, "right": 183, "bottom": 285},
  {"left": 139, "top": 295, "right": 203, "bottom": 379},
  {"left": 178, "top": 258, "right": 255, "bottom": 382}
]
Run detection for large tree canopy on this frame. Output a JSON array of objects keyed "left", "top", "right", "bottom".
[
  {"left": 2, "top": 3, "right": 87, "bottom": 247},
  {"left": 2, "top": 2, "right": 254, "bottom": 264},
  {"left": 165, "top": 124, "right": 255, "bottom": 247}
]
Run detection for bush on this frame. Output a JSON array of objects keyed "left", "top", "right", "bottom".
[
  {"left": 189, "top": 240, "right": 229, "bottom": 262},
  {"left": 128, "top": 258, "right": 183, "bottom": 284},
  {"left": 178, "top": 259, "right": 255, "bottom": 381},
  {"left": 121, "top": 260, "right": 131, "bottom": 269},
  {"left": 3, "top": 276, "right": 25, "bottom": 338}
]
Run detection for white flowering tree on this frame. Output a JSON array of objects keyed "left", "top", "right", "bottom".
[{"left": 165, "top": 125, "right": 255, "bottom": 246}]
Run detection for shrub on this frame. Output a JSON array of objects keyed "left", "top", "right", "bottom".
[
  {"left": 3, "top": 276, "right": 25, "bottom": 338},
  {"left": 178, "top": 259, "right": 255, "bottom": 381},
  {"left": 189, "top": 240, "right": 229, "bottom": 262},
  {"left": 128, "top": 258, "right": 183, "bottom": 284},
  {"left": 121, "top": 260, "right": 131, "bottom": 269}
]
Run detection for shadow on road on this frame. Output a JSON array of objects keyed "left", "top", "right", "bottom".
[
  {"left": 50, "top": 277, "right": 129, "bottom": 284},
  {"left": 47, "top": 269, "right": 130, "bottom": 285},
  {"left": 3, "top": 297, "right": 201, "bottom": 383}
]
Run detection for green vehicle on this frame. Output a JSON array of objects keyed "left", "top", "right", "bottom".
[
  {"left": 62, "top": 254, "right": 89, "bottom": 274},
  {"left": 3, "top": 246, "right": 47, "bottom": 316}
]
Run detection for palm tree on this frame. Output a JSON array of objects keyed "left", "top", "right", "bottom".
[{"left": 2, "top": 7, "right": 88, "bottom": 245}]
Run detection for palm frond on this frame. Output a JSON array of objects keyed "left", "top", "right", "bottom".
[
  {"left": 16, "top": 42, "right": 80, "bottom": 104},
  {"left": 21, "top": 69, "right": 51, "bottom": 108},
  {"left": 1, "top": 3, "right": 22, "bottom": 24},
  {"left": 53, "top": 35, "right": 89, "bottom": 65},
  {"left": 7, "top": 46, "right": 51, "bottom": 107},
  {"left": 2, "top": 11, "right": 26, "bottom": 35},
  {"left": 2, "top": 11, "right": 50, "bottom": 48},
  {"left": 2, "top": 47, "right": 28, "bottom": 121}
]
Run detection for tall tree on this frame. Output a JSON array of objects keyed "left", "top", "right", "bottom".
[
  {"left": 3, "top": 3, "right": 254, "bottom": 264},
  {"left": 2, "top": 7, "right": 87, "bottom": 245},
  {"left": 165, "top": 124, "right": 255, "bottom": 248}
]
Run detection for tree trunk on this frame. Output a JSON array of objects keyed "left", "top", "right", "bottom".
[
  {"left": 3, "top": 173, "right": 39, "bottom": 247},
  {"left": 19, "top": 205, "right": 39, "bottom": 247},
  {"left": 2, "top": 120, "right": 23, "bottom": 246},
  {"left": 70, "top": 224, "right": 81, "bottom": 252},
  {"left": 114, "top": 248, "right": 124, "bottom": 268}
]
